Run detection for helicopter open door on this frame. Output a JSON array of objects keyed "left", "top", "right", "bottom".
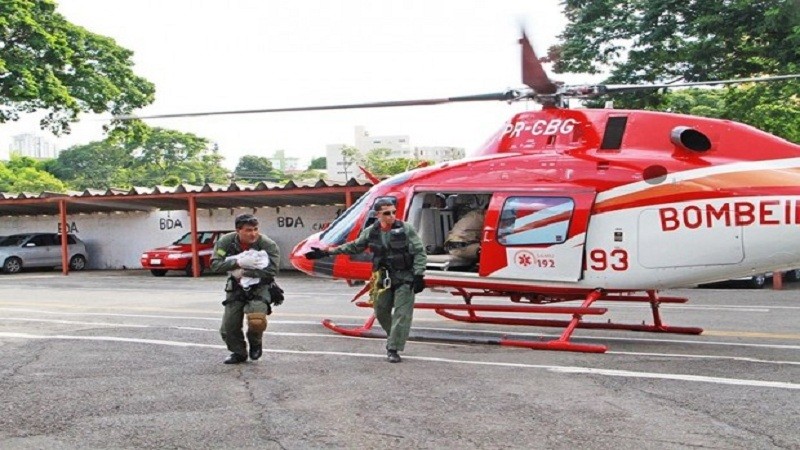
[{"left": 479, "top": 190, "right": 596, "bottom": 282}]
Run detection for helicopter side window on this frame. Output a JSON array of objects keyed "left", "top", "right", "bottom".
[{"left": 498, "top": 197, "right": 574, "bottom": 246}]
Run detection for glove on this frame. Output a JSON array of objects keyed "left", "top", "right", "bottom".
[
  {"left": 412, "top": 274, "right": 425, "bottom": 294},
  {"left": 304, "top": 247, "right": 330, "bottom": 260},
  {"left": 236, "top": 252, "right": 259, "bottom": 269},
  {"left": 268, "top": 282, "right": 284, "bottom": 306}
]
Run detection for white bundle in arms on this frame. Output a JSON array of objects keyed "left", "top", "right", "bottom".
[{"left": 226, "top": 249, "right": 270, "bottom": 288}]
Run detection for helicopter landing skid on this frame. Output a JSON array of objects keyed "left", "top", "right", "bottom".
[
  {"left": 436, "top": 289, "right": 704, "bottom": 336},
  {"left": 321, "top": 315, "right": 607, "bottom": 353},
  {"left": 322, "top": 288, "right": 703, "bottom": 353}
]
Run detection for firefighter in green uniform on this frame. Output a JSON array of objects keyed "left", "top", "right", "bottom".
[
  {"left": 211, "top": 214, "right": 280, "bottom": 364},
  {"left": 305, "top": 199, "right": 427, "bottom": 363}
]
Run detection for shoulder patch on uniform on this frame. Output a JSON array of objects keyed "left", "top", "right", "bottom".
[{"left": 216, "top": 248, "right": 227, "bottom": 256}]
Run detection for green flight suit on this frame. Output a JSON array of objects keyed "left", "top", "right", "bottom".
[
  {"left": 331, "top": 220, "right": 427, "bottom": 351},
  {"left": 210, "top": 232, "right": 280, "bottom": 358}
]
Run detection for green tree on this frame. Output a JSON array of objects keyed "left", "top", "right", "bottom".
[
  {"left": 0, "top": 0, "right": 155, "bottom": 134},
  {"left": 47, "top": 141, "right": 136, "bottom": 189},
  {"left": 178, "top": 143, "right": 229, "bottom": 185},
  {"left": 308, "top": 156, "right": 326, "bottom": 170},
  {"left": 553, "top": 0, "right": 800, "bottom": 142},
  {"left": 43, "top": 127, "right": 229, "bottom": 189},
  {"left": 0, "top": 164, "right": 13, "bottom": 191},
  {"left": 328, "top": 146, "right": 430, "bottom": 179},
  {"left": 656, "top": 86, "right": 800, "bottom": 142},
  {"left": 197, "top": 143, "right": 230, "bottom": 184},
  {"left": 659, "top": 89, "right": 725, "bottom": 118},
  {"left": 132, "top": 128, "right": 227, "bottom": 185},
  {"left": 0, "top": 155, "right": 66, "bottom": 193},
  {"left": 234, "top": 155, "right": 280, "bottom": 182},
  {"left": 162, "top": 175, "right": 182, "bottom": 187},
  {"left": 555, "top": 0, "right": 798, "bottom": 81},
  {"left": 719, "top": 82, "right": 800, "bottom": 143},
  {"left": 284, "top": 168, "right": 325, "bottom": 183},
  {"left": 363, "top": 148, "right": 430, "bottom": 178}
]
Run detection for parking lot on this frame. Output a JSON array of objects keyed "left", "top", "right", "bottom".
[{"left": 1, "top": 270, "right": 798, "bottom": 449}]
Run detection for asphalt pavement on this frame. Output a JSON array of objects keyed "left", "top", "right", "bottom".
[{"left": 0, "top": 270, "right": 798, "bottom": 449}]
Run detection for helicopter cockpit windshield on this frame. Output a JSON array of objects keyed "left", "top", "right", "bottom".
[{"left": 318, "top": 189, "right": 374, "bottom": 246}]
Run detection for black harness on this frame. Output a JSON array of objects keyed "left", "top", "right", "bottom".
[{"left": 368, "top": 220, "right": 413, "bottom": 272}]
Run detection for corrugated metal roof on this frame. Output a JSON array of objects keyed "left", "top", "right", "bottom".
[{"left": 0, "top": 178, "right": 373, "bottom": 216}]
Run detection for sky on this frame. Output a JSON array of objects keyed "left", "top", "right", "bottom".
[{"left": 0, "top": 0, "right": 600, "bottom": 169}]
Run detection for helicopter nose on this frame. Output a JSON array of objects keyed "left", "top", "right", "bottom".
[
  {"left": 290, "top": 237, "right": 316, "bottom": 275},
  {"left": 290, "top": 233, "right": 334, "bottom": 277}
]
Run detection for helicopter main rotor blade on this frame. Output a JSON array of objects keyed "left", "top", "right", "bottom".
[
  {"left": 115, "top": 92, "right": 515, "bottom": 120},
  {"left": 520, "top": 32, "right": 557, "bottom": 95},
  {"left": 603, "top": 74, "right": 800, "bottom": 94}
]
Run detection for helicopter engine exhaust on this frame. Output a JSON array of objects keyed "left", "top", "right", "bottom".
[{"left": 671, "top": 126, "right": 712, "bottom": 152}]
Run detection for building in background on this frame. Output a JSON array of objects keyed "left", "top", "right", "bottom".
[
  {"left": 353, "top": 125, "right": 411, "bottom": 158},
  {"left": 325, "top": 143, "right": 358, "bottom": 181},
  {"left": 415, "top": 146, "right": 465, "bottom": 162},
  {"left": 270, "top": 150, "right": 302, "bottom": 173},
  {"left": 325, "top": 126, "right": 464, "bottom": 181},
  {"left": 8, "top": 133, "right": 59, "bottom": 159},
  {"left": 326, "top": 126, "right": 411, "bottom": 181}
]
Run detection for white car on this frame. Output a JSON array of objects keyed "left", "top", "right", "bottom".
[{"left": 0, "top": 233, "right": 88, "bottom": 274}]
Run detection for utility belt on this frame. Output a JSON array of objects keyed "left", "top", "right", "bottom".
[
  {"left": 374, "top": 267, "right": 412, "bottom": 292},
  {"left": 223, "top": 276, "right": 264, "bottom": 303},
  {"left": 223, "top": 276, "right": 284, "bottom": 308}
]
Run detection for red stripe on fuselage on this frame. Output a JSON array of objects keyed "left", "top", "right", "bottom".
[{"left": 596, "top": 182, "right": 800, "bottom": 216}]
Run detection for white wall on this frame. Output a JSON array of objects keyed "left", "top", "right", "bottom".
[{"left": 0, "top": 205, "right": 344, "bottom": 270}]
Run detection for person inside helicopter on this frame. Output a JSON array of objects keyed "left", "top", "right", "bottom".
[
  {"left": 416, "top": 192, "right": 490, "bottom": 271},
  {"left": 443, "top": 194, "right": 486, "bottom": 262}
]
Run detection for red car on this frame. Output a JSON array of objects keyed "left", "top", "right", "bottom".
[{"left": 140, "top": 230, "right": 232, "bottom": 276}]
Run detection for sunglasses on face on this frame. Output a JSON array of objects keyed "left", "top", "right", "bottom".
[{"left": 380, "top": 210, "right": 397, "bottom": 216}]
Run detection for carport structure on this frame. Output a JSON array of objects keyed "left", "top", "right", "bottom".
[{"left": 0, "top": 179, "right": 372, "bottom": 276}]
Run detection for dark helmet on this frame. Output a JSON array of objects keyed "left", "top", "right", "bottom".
[{"left": 235, "top": 213, "right": 259, "bottom": 229}]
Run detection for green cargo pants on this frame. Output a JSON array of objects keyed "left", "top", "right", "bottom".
[
  {"left": 220, "top": 298, "right": 270, "bottom": 357},
  {"left": 374, "top": 283, "right": 415, "bottom": 351}
]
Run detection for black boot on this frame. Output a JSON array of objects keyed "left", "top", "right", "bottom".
[
  {"left": 249, "top": 342, "right": 263, "bottom": 361},
  {"left": 224, "top": 353, "right": 247, "bottom": 364},
  {"left": 387, "top": 350, "right": 401, "bottom": 363}
]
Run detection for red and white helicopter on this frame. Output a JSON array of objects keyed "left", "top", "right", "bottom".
[
  {"left": 283, "top": 34, "right": 800, "bottom": 352},
  {"left": 125, "top": 33, "right": 799, "bottom": 353}
]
